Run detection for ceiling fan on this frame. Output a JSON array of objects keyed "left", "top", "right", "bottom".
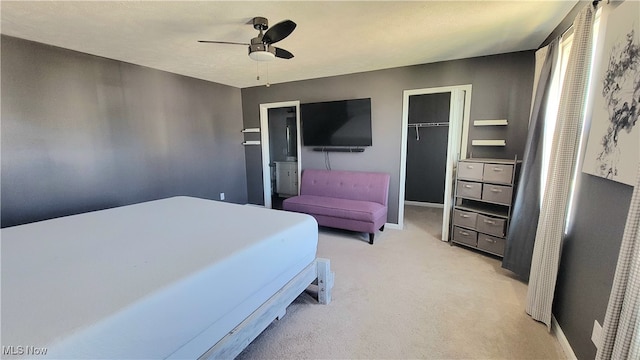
[{"left": 199, "top": 17, "right": 296, "bottom": 62}]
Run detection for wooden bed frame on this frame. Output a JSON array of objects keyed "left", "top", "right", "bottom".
[{"left": 196, "top": 258, "right": 334, "bottom": 359}]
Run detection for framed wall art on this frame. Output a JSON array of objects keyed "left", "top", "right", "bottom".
[{"left": 582, "top": 0, "right": 640, "bottom": 186}]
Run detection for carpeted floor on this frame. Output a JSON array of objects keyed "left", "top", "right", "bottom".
[{"left": 236, "top": 205, "right": 567, "bottom": 359}]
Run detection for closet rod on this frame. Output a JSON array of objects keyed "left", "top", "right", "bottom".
[{"left": 408, "top": 122, "right": 449, "bottom": 128}]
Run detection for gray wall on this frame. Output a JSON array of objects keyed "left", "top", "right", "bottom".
[
  {"left": 554, "top": 175, "right": 630, "bottom": 359},
  {"left": 1, "top": 36, "right": 247, "bottom": 227},
  {"left": 241, "top": 51, "right": 535, "bottom": 223}
]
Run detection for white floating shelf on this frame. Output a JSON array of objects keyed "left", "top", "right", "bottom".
[
  {"left": 471, "top": 140, "right": 506, "bottom": 146},
  {"left": 474, "top": 119, "right": 508, "bottom": 126},
  {"left": 241, "top": 128, "right": 260, "bottom": 133},
  {"left": 242, "top": 141, "right": 261, "bottom": 146}
]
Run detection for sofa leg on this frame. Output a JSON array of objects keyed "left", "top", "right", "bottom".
[
  {"left": 369, "top": 233, "right": 374, "bottom": 245},
  {"left": 380, "top": 224, "right": 385, "bottom": 232}
]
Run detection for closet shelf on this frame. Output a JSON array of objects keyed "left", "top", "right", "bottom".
[{"left": 408, "top": 122, "right": 449, "bottom": 127}]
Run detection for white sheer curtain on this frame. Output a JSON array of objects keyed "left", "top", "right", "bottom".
[
  {"left": 525, "top": 4, "right": 596, "bottom": 329},
  {"left": 596, "top": 163, "right": 640, "bottom": 360}
]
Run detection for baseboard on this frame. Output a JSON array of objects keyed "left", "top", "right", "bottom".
[
  {"left": 552, "top": 315, "right": 577, "bottom": 360},
  {"left": 385, "top": 223, "right": 402, "bottom": 230},
  {"left": 404, "top": 201, "right": 444, "bottom": 209}
]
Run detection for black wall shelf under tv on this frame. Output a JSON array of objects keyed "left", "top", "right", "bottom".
[{"left": 312, "top": 147, "right": 365, "bottom": 153}]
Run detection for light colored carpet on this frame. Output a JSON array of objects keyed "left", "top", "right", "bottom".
[{"left": 236, "top": 205, "right": 567, "bottom": 359}]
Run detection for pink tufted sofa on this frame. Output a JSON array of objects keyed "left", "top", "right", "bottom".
[{"left": 282, "top": 169, "right": 390, "bottom": 244}]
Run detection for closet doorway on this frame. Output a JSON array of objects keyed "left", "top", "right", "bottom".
[
  {"left": 405, "top": 92, "right": 451, "bottom": 206},
  {"left": 398, "top": 85, "right": 471, "bottom": 241},
  {"left": 259, "top": 101, "right": 301, "bottom": 209}
]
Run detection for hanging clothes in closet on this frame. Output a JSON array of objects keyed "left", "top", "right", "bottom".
[{"left": 405, "top": 92, "right": 451, "bottom": 205}]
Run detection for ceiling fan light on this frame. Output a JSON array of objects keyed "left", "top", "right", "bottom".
[{"left": 249, "top": 50, "right": 276, "bottom": 61}]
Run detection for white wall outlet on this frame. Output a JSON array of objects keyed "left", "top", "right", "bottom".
[
  {"left": 219, "top": 192, "right": 225, "bottom": 201},
  {"left": 591, "top": 319, "right": 602, "bottom": 349}
]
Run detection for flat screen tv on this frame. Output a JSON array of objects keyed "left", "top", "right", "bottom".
[{"left": 301, "top": 98, "right": 372, "bottom": 147}]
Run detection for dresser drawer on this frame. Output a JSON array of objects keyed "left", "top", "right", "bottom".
[
  {"left": 453, "top": 209, "right": 478, "bottom": 229},
  {"left": 456, "top": 181, "right": 482, "bottom": 199},
  {"left": 477, "top": 234, "right": 506, "bottom": 256},
  {"left": 476, "top": 215, "right": 506, "bottom": 237},
  {"left": 458, "top": 161, "right": 484, "bottom": 180},
  {"left": 482, "top": 184, "right": 513, "bottom": 205},
  {"left": 483, "top": 163, "right": 514, "bottom": 184},
  {"left": 453, "top": 226, "right": 478, "bottom": 247}
]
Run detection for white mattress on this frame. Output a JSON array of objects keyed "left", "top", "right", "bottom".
[{"left": 1, "top": 196, "right": 318, "bottom": 359}]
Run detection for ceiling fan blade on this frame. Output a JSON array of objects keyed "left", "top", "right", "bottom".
[
  {"left": 274, "top": 47, "right": 294, "bottom": 59},
  {"left": 262, "top": 20, "right": 296, "bottom": 44},
  {"left": 198, "top": 40, "right": 250, "bottom": 46}
]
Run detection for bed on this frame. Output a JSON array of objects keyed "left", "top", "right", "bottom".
[{"left": 1, "top": 196, "right": 333, "bottom": 359}]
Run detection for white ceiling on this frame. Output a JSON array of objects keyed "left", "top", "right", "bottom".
[{"left": 1, "top": 1, "right": 578, "bottom": 89}]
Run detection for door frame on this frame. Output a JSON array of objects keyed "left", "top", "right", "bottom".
[
  {"left": 398, "top": 85, "right": 472, "bottom": 241},
  {"left": 259, "top": 100, "right": 302, "bottom": 209}
]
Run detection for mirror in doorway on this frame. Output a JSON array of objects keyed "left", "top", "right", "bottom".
[{"left": 268, "top": 107, "right": 298, "bottom": 209}]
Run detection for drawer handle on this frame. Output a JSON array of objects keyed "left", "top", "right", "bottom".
[
  {"left": 466, "top": 165, "right": 474, "bottom": 169},
  {"left": 484, "top": 238, "right": 497, "bottom": 243},
  {"left": 483, "top": 219, "right": 497, "bottom": 225},
  {"left": 460, "top": 231, "right": 470, "bottom": 236},
  {"left": 464, "top": 185, "right": 473, "bottom": 189},
  {"left": 490, "top": 188, "right": 503, "bottom": 193},
  {"left": 460, "top": 214, "right": 470, "bottom": 218},
  {"left": 492, "top": 167, "right": 504, "bottom": 172}
]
